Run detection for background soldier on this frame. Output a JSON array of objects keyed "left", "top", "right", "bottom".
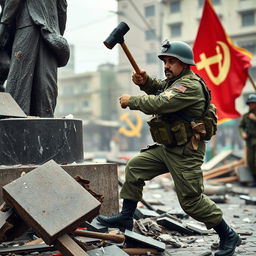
[
  {"left": 239, "top": 93, "right": 256, "bottom": 185},
  {"left": 97, "top": 40, "right": 241, "bottom": 256},
  {"left": 0, "top": 0, "right": 69, "bottom": 117}
]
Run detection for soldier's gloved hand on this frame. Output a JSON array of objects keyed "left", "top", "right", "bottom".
[
  {"left": 0, "top": 23, "right": 8, "bottom": 48},
  {"left": 119, "top": 94, "right": 131, "bottom": 109},
  {"left": 132, "top": 70, "right": 148, "bottom": 86}
]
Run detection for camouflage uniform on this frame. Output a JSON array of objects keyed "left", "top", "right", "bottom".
[
  {"left": 239, "top": 110, "right": 256, "bottom": 176},
  {"left": 120, "top": 69, "right": 223, "bottom": 229}
]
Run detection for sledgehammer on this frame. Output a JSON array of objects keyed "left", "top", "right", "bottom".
[{"left": 104, "top": 22, "right": 141, "bottom": 74}]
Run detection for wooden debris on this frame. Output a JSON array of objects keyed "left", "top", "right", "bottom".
[
  {"left": 54, "top": 234, "right": 89, "bottom": 256},
  {"left": 203, "top": 159, "right": 244, "bottom": 180},
  {"left": 2, "top": 160, "right": 101, "bottom": 245},
  {"left": 73, "top": 230, "right": 125, "bottom": 243},
  {"left": 2, "top": 160, "right": 102, "bottom": 256}
]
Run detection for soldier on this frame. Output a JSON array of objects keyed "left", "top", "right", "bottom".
[
  {"left": 97, "top": 40, "right": 241, "bottom": 256},
  {"left": 0, "top": 0, "right": 69, "bottom": 117},
  {"left": 239, "top": 94, "right": 256, "bottom": 184}
]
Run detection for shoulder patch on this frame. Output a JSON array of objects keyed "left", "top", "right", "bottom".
[
  {"left": 174, "top": 83, "right": 187, "bottom": 93},
  {"left": 162, "top": 90, "right": 175, "bottom": 100}
]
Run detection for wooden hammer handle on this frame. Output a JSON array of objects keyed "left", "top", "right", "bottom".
[
  {"left": 120, "top": 42, "right": 141, "bottom": 74},
  {"left": 123, "top": 248, "right": 158, "bottom": 255},
  {"left": 73, "top": 230, "right": 125, "bottom": 243}
]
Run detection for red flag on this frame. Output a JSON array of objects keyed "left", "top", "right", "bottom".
[{"left": 192, "top": 0, "right": 253, "bottom": 123}]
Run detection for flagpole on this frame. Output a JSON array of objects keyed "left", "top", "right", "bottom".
[{"left": 248, "top": 74, "right": 256, "bottom": 91}]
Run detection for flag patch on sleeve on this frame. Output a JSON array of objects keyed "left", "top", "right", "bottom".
[{"left": 174, "top": 83, "right": 187, "bottom": 93}]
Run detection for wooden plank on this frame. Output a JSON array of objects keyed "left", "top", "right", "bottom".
[
  {"left": 208, "top": 176, "right": 238, "bottom": 183},
  {"left": 203, "top": 159, "right": 244, "bottom": 180},
  {"left": 2, "top": 160, "right": 101, "bottom": 244},
  {"left": 54, "top": 234, "right": 89, "bottom": 256}
]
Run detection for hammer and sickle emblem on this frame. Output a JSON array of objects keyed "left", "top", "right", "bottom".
[
  {"left": 196, "top": 41, "right": 231, "bottom": 85},
  {"left": 118, "top": 112, "right": 143, "bottom": 137}
]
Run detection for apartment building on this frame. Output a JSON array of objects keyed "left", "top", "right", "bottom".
[{"left": 116, "top": 0, "right": 256, "bottom": 109}]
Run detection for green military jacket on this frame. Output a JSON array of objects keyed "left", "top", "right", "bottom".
[
  {"left": 128, "top": 69, "right": 206, "bottom": 120},
  {"left": 239, "top": 111, "right": 256, "bottom": 145}
]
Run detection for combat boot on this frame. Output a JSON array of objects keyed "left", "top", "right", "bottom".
[
  {"left": 96, "top": 199, "right": 137, "bottom": 231},
  {"left": 213, "top": 219, "right": 241, "bottom": 256}
]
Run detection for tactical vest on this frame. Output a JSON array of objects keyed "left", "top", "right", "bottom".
[{"left": 147, "top": 75, "right": 217, "bottom": 146}]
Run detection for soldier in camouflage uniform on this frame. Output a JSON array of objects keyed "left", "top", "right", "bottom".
[
  {"left": 97, "top": 40, "right": 241, "bottom": 256},
  {"left": 239, "top": 94, "right": 256, "bottom": 183}
]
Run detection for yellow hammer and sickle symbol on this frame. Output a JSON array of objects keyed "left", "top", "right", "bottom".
[
  {"left": 118, "top": 112, "right": 143, "bottom": 137},
  {"left": 196, "top": 41, "right": 231, "bottom": 85}
]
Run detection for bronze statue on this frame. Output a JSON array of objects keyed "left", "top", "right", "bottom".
[{"left": 0, "top": 0, "right": 70, "bottom": 117}]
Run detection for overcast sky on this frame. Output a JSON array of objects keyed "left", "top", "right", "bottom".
[{"left": 65, "top": 0, "right": 118, "bottom": 73}]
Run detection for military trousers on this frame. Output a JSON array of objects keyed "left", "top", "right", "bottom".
[
  {"left": 120, "top": 142, "right": 223, "bottom": 229},
  {"left": 246, "top": 142, "right": 256, "bottom": 175}
]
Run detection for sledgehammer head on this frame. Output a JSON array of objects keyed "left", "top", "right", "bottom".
[{"left": 104, "top": 22, "right": 130, "bottom": 49}]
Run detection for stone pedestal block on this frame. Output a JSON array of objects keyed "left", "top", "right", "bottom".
[{"left": 0, "top": 118, "right": 83, "bottom": 165}]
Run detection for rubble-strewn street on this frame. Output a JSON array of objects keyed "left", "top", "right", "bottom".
[
  {"left": 141, "top": 175, "right": 256, "bottom": 256},
  {"left": 0, "top": 162, "right": 255, "bottom": 256}
]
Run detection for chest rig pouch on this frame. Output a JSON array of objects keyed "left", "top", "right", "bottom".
[
  {"left": 147, "top": 74, "right": 217, "bottom": 146},
  {"left": 147, "top": 115, "right": 190, "bottom": 146}
]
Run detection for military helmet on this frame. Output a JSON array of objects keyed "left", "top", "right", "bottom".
[
  {"left": 158, "top": 40, "right": 195, "bottom": 65},
  {"left": 246, "top": 94, "right": 256, "bottom": 104}
]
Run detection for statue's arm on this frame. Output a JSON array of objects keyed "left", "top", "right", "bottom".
[
  {"left": 1, "top": 0, "right": 22, "bottom": 25},
  {"left": 57, "top": 0, "right": 67, "bottom": 35}
]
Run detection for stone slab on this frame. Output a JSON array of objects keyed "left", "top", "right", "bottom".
[
  {"left": 2, "top": 160, "right": 101, "bottom": 244},
  {"left": 0, "top": 162, "right": 119, "bottom": 216}
]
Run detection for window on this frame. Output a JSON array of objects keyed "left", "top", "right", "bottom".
[
  {"left": 170, "top": 0, "right": 180, "bottom": 13},
  {"left": 82, "top": 100, "right": 90, "bottom": 109},
  {"left": 63, "top": 86, "right": 73, "bottom": 96},
  {"left": 146, "top": 53, "right": 156, "bottom": 64},
  {"left": 145, "top": 5, "right": 155, "bottom": 17},
  {"left": 145, "top": 29, "right": 156, "bottom": 40},
  {"left": 241, "top": 11, "right": 255, "bottom": 26},
  {"left": 198, "top": 0, "right": 221, "bottom": 7},
  {"left": 170, "top": 24, "right": 181, "bottom": 37},
  {"left": 213, "top": 0, "right": 221, "bottom": 5},
  {"left": 238, "top": 41, "right": 256, "bottom": 54}
]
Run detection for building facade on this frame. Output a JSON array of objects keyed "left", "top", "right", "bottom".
[{"left": 116, "top": 0, "right": 256, "bottom": 154}]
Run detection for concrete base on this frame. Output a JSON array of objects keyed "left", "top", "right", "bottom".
[
  {"left": 0, "top": 162, "right": 119, "bottom": 216},
  {"left": 0, "top": 118, "right": 84, "bottom": 165}
]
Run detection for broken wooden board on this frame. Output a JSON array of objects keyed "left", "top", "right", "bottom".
[
  {"left": 54, "top": 234, "right": 89, "bottom": 256},
  {"left": 124, "top": 230, "right": 166, "bottom": 252},
  {"left": 0, "top": 92, "right": 27, "bottom": 118},
  {"left": 2, "top": 160, "right": 101, "bottom": 245},
  {"left": 0, "top": 208, "right": 29, "bottom": 242},
  {"left": 203, "top": 159, "right": 244, "bottom": 180}
]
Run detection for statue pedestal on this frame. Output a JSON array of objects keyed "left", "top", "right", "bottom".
[
  {"left": 0, "top": 163, "right": 119, "bottom": 216},
  {"left": 0, "top": 118, "right": 84, "bottom": 165}
]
